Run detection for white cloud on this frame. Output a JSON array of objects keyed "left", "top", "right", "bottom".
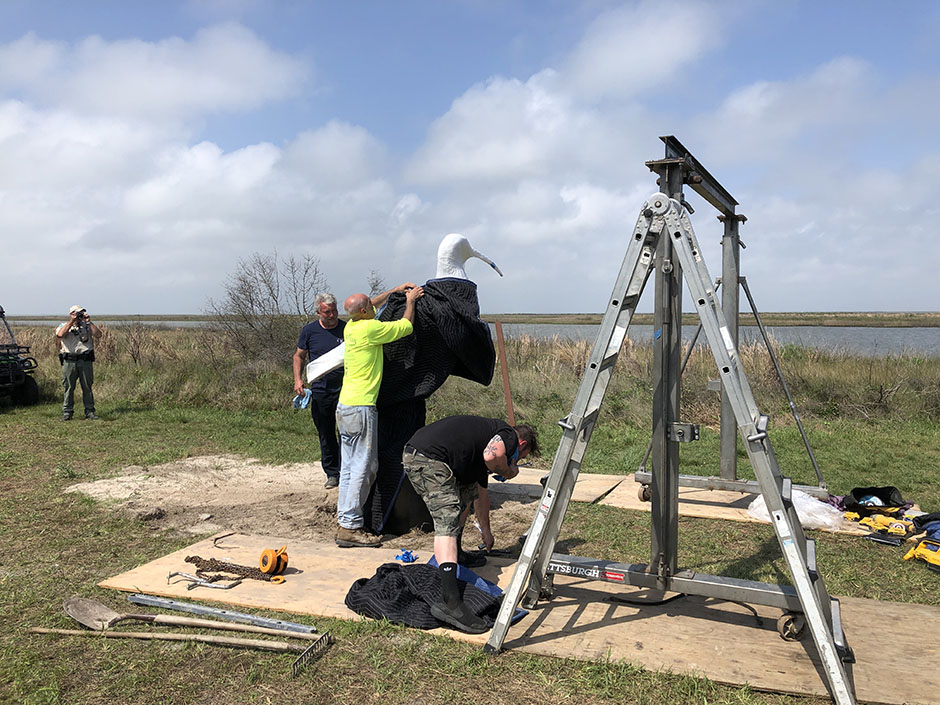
[
  {"left": 694, "top": 56, "right": 874, "bottom": 167},
  {"left": 2, "top": 5, "right": 939, "bottom": 317},
  {"left": 0, "top": 24, "right": 358, "bottom": 314},
  {"left": 122, "top": 140, "right": 280, "bottom": 221},
  {"left": 0, "top": 23, "right": 307, "bottom": 119},
  {"left": 0, "top": 32, "right": 65, "bottom": 87},
  {"left": 280, "top": 121, "right": 388, "bottom": 189},
  {"left": 562, "top": 0, "right": 723, "bottom": 100},
  {"left": 407, "top": 71, "right": 571, "bottom": 185},
  {"left": 0, "top": 101, "right": 168, "bottom": 189}
]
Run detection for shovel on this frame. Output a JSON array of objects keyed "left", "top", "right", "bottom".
[{"left": 63, "top": 597, "right": 319, "bottom": 640}]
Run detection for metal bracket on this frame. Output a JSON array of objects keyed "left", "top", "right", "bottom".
[
  {"left": 128, "top": 594, "right": 317, "bottom": 634},
  {"left": 167, "top": 571, "right": 243, "bottom": 590},
  {"left": 668, "top": 423, "right": 699, "bottom": 442},
  {"left": 747, "top": 415, "right": 770, "bottom": 442}
]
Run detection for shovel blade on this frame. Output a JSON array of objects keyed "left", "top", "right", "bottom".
[{"left": 63, "top": 597, "right": 121, "bottom": 631}]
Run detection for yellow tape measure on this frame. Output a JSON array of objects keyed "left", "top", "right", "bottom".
[{"left": 259, "top": 545, "right": 289, "bottom": 576}]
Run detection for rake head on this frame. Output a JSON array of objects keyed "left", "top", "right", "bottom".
[{"left": 291, "top": 631, "right": 333, "bottom": 677}]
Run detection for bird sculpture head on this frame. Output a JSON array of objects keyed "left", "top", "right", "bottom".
[{"left": 435, "top": 233, "right": 504, "bottom": 280}]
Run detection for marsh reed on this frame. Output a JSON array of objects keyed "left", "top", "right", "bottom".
[{"left": 13, "top": 324, "right": 940, "bottom": 427}]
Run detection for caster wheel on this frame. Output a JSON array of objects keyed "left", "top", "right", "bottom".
[
  {"left": 777, "top": 612, "right": 806, "bottom": 641},
  {"left": 637, "top": 484, "right": 652, "bottom": 502}
]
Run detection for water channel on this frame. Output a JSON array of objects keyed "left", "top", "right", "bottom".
[
  {"left": 11, "top": 318, "right": 940, "bottom": 357},
  {"left": 489, "top": 324, "right": 940, "bottom": 357}
]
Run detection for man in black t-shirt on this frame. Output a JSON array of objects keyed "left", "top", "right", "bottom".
[
  {"left": 293, "top": 293, "right": 346, "bottom": 488},
  {"left": 403, "top": 415, "right": 539, "bottom": 633}
]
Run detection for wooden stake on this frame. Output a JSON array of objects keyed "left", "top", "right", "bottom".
[{"left": 494, "top": 322, "right": 514, "bottom": 425}]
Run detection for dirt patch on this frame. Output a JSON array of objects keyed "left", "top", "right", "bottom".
[{"left": 65, "top": 454, "right": 538, "bottom": 553}]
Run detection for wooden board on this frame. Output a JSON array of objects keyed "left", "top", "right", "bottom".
[
  {"left": 505, "top": 578, "right": 940, "bottom": 704},
  {"left": 600, "top": 473, "right": 869, "bottom": 535},
  {"left": 100, "top": 533, "right": 939, "bottom": 704},
  {"left": 99, "top": 532, "right": 511, "bottom": 646},
  {"left": 489, "top": 467, "right": 623, "bottom": 504}
]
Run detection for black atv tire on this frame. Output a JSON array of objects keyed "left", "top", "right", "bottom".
[{"left": 12, "top": 375, "right": 39, "bottom": 406}]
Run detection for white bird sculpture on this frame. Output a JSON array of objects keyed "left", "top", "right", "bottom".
[
  {"left": 305, "top": 234, "right": 502, "bottom": 385},
  {"left": 435, "top": 233, "right": 504, "bottom": 279}
]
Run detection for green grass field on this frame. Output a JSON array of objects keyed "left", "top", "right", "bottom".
[{"left": 2, "top": 325, "right": 939, "bottom": 704}]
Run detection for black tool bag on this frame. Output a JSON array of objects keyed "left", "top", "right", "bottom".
[
  {"left": 913, "top": 512, "right": 940, "bottom": 532},
  {"left": 843, "top": 486, "right": 907, "bottom": 515}
]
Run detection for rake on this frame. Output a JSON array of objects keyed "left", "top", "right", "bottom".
[{"left": 30, "top": 628, "right": 334, "bottom": 676}]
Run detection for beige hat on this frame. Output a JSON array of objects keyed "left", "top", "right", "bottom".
[{"left": 69, "top": 305, "right": 85, "bottom": 314}]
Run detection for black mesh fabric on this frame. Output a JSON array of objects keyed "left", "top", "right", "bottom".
[
  {"left": 365, "top": 397, "right": 431, "bottom": 534},
  {"left": 377, "top": 278, "right": 495, "bottom": 404},
  {"left": 344, "top": 562, "right": 501, "bottom": 630},
  {"left": 364, "top": 278, "right": 495, "bottom": 533}
]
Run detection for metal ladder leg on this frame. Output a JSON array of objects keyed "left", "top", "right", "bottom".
[
  {"left": 484, "top": 197, "right": 661, "bottom": 653},
  {"left": 659, "top": 196, "right": 855, "bottom": 705}
]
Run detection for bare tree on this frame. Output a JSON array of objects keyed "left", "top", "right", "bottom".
[
  {"left": 367, "top": 269, "right": 386, "bottom": 298},
  {"left": 125, "top": 319, "right": 148, "bottom": 366},
  {"left": 206, "top": 251, "right": 328, "bottom": 363}
]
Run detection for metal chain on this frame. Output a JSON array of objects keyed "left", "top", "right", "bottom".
[{"left": 185, "top": 555, "right": 273, "bottom": 582}]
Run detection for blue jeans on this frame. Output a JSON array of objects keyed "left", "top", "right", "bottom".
[{"left": 335, "top": 403, "right": 378, "bottom": 529}]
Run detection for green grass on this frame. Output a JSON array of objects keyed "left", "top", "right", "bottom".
[
  {"left": 2, "top": 325, "right": 939, "bottom": 704},
  {"left": 1, "top": 401, "right": 832, "bottom": 705}
]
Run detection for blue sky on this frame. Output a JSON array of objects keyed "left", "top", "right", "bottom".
[{"left": 1, "top": 0, "right": 938, "bottom": 315}]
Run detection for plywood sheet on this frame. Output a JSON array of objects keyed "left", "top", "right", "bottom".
[
  {"left": 600, "top": 473, "right": 869, "bottom": 535},
  {"left": 506, "top": 578, "right": 940, "bottom": 704},
  {"left": 101, "top": 533, "right": 939, "bottom": 704},
  {"left": 99, "top": 532, "right": 510, "bottom": 646},
  {"left": 489, "top": 467, "right": 623, "bottom": 504}
]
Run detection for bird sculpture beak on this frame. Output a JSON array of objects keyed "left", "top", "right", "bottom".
[{"left": 471, "top": 249, "right": 504, "bottom": 277}]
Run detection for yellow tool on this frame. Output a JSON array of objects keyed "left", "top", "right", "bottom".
[
  {"left": 904, "top": 539, "right": 940, "bottom": 569},
  {"left": 859, "top": 515, "right": 913, "bottom": 536},
  {"left": 259, "top": 546, "right": 289, "bottom": 576}
]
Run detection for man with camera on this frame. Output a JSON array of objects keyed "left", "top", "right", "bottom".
[{"left": 55, "top": 305, "right": 102, "bottom": 421}]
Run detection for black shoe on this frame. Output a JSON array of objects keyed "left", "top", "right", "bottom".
[
  {"left": 430, "top": 600, "right": 490, "bottom": 634},
  {"left": 323, "top": 476, "right": 339, "bottom": 489},
  {"left": 457, "top": 549, "right": 487, "bottom": 568},
  {"left": 62, "top": 413, "right": 73, "bottom": 422},
  {"left": 85, "top": 412, "right": 99, "bottom": 420}
]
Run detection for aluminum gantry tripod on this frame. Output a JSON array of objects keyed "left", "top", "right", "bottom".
[{"left": 483, "top": 193, "right": 856, "bottom": 705}]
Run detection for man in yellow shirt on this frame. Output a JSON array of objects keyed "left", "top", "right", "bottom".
[{"left": 336, "top": 283, "right": 424, "bottom": 547}]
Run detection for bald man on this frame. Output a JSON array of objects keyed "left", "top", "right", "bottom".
[{"left": 335, "top": 282, "right": 424, "bottom": 547}]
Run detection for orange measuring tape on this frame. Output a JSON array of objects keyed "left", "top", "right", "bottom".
[{"left": 259, "top": 545, "right": 289, "bottom": 577}]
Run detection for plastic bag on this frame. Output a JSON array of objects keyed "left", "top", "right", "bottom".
[{"left": 747, "top": 489, "right": 847, "bottom": 532}]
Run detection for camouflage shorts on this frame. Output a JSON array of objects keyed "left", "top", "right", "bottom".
[{"left": 402, "top": 448, "right": 478, "bottom": 536}]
